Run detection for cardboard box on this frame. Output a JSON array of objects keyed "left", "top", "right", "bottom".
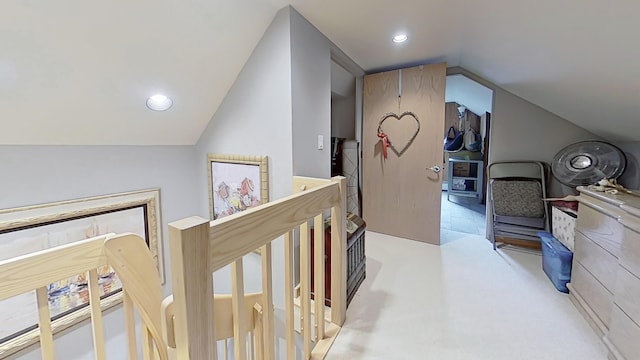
[
  {"left": 453, "top": 162, "right": 470, "bottom": 177},
  {"left": 552, "top": 206, "right": 576, "bottom": 251}
]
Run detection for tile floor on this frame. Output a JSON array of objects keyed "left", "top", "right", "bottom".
[
  {"left": 441, "top": 190, "right": 487, "bottom": 237},
  {"left": 326, "top": 231, "right": 607, "bottom": 360}
]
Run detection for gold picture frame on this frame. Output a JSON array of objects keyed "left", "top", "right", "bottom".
[
  {"left": 0, "top": 189, "right": 163, "bottom": 358},
  {"left": 207, "top": 153, "right": 269, "bottom": 222}
]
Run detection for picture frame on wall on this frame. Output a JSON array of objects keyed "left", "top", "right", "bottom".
[
  {"left": 0, "top": 189, "right": 163, "bottom": 358},
  {"left": 207, "top": 153, "right": 269, "bottom": 221}
]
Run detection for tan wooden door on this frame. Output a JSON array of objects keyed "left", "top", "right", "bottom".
[{"left": 362, "top": 63, "right": 446, "bottom": 245}]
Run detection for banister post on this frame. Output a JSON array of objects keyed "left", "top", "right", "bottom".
[
  {"left": 168, "top": 216, "right": 216, "bottom": 360},
  {"left": 330, "top": 176, "right": 347, "bottom": 326}
]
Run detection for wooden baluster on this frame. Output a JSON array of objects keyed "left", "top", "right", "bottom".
[
  {"left": 122, "top": 290, "right": 138, "bottom": 360},
  {"left": 231, "top": 258, "right": 247, "bottom": 360},
  {"left": 36, "top": 287, "right": 55, "bottom": 360},
  {"left": 250, "top": 330, "right": 255, "bottom": 360},
  {"left": 284, "top": 230, "right": 295, "bottom": 360},
  {"left": 261, "top": 242, "right": 275, "bottom": 360},
  {"left": 88, "top": 270, "right": 106, "bottom": 360},
  {"left": 330, "top": 176, "right": 347, "bottom": 326},
  {"left": 300, "top": 221, "right": 312, "bottom": 359},
  {"left": 141, "top": 327, "right": 154, "bottom": 360},
  {"left": 313, "top": 214, "right": 326, "bottom": 341},
  {"left": 254, "top": 303, "right": 264, "bottom": 360}
]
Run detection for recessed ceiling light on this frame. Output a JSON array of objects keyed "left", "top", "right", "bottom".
[
  {"left": 393, "top": 34, "right": 408, "bottom": 43},
  {"left": 146, "top": 94, "right": 173, "bottom": 111}
]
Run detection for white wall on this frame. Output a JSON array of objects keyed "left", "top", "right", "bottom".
[
  {"left": 290, "top": 8, "right": 332, "bottom": 178},
  {"left": 331, "top": 55, "right": 356, "bottom": 139},
  {"left": 331, "top": 95, "right": 356, "bottom": 139},
  {"left": 614, "top": 142, "right": 640, "bottom": 190},
  {"left": 330, "top": 60, "right": 355, "bottom": 98},
  {"left": 491, "top": 87, "right": 603, "bottom": 196},
  {"left": 196, "top": 7, "right": 293, "bottom": 206},
  {"left": 0, "top": 145, "right": 199, "bottom": 359},
  {"left": 194, "top": 6, "right": 294, "bottom": 306},
  {"left": 445, "top": 74, "right": 492, "bottom": 117},
  {"left": 331, "top": 60, "right": 356, "bottom": 140}
]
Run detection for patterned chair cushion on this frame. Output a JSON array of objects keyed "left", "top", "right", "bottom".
[{"left": 491, "top": 179, "right": 545, "bottom": 218}]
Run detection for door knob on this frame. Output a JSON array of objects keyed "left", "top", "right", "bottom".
[{"left": 427, "top": 165, "right": 441, "bottom": 173}]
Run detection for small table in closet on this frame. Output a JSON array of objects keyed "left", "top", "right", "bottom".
[{"left": 447, "top": 158, "right": 483, "bottom": 203}]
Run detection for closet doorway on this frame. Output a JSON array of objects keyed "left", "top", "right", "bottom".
[
  {"left": 330, "top": 59, "right": 361, "bottom": 216},
  {"left": 440, "top": 74, "right": 493, "bottom": 240}
]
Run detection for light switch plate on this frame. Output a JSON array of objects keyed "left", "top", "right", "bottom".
[{"left": 317, "top": 135, "right": 324, "bottom": 150}]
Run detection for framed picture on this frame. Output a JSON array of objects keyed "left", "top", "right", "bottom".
[
  {"left": 208, "top": 154, "right": 269, "bottom": 220},
  {"left": 0, "top": 189, "right": 163, "bottom": 358}
]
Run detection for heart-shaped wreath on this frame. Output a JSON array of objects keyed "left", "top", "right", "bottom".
[{"left": 377, "top": 111, "right": 421, "bottom": 159}]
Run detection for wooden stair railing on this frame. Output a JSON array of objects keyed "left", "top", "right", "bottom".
[
  {"left": 0, "top": 175, "right": 346, "bottom": 360},
  {"left": 168, "top": 176, "right": 347, "bottom": 360},
  {"left": 0, "top": 233, "right": 164, "bottom": 360}
]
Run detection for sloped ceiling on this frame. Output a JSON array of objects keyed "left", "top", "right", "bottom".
[
  {"left": 0, "top": 0, "right": 288, "bottom": 145},
  {"left": 2, "top": 0, "right": 638, "bottom": 145},
  {"left": 445, "top": 75, "right": 493, "bottom": 118}
]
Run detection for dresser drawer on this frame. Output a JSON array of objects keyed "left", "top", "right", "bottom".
[
  {"left": 607, "top": 305, "right": 640, "bottom": 360},
  {"left": 620, "top": 226, "right": 640, "bottom": 279},
  {"left": 614, "top": 266, "right": 640, "bottom": 324},
  {"left": 572, "top": 261, "right": 614, "bottom": 328},
  {"left": 575, "top": 231, "right": 619, "bottom": 292},
  {"left": 577, "top": 204, "right": 623, "bottom": 257}
]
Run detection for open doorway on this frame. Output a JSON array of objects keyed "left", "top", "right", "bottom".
[
  {"left": 440, "top": 74, "right": 493, "bottom": 237},
  {"left": 330, "top": 60, "right": 361, "bottom": 216}
]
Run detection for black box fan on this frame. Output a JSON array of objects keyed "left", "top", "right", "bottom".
[{"left": 551, "top": 141, "right": 626, "bottom": 187}]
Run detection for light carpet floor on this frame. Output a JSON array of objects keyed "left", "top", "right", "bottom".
[{"left": 326, "top": 231, "right": 608, "bottom": 360}]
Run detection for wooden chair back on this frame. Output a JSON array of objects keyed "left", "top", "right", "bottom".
[{"left": 162, "top": 292, "right": 264, "bottom": 360}]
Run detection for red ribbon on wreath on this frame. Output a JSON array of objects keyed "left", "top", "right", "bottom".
[{"left": 377, "top": 131, "right": 390, "bottom": 159}]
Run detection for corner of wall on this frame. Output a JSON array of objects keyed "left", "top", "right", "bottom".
[
  {"left": 194, "top": 6, "right": 294, "bottom": 207},
  {"left": 289, "top": 7, "right": 332, "bottom": 179}
]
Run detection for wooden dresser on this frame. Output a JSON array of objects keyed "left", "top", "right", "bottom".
[{"left": 568, "top": 187, "right": 640, "bottom": 360}]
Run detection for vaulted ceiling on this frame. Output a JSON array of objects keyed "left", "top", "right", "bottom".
[{"left": 2, "top": 0, "right": 638, "bottom": 145}]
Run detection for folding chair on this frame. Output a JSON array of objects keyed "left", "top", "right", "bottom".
[{"left": 488, "top": 161, "right": 550, "bottom": 250}]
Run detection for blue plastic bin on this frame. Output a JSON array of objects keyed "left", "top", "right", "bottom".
[{"left": 538, "top": 231, "right": 573, "bottom": 293}]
